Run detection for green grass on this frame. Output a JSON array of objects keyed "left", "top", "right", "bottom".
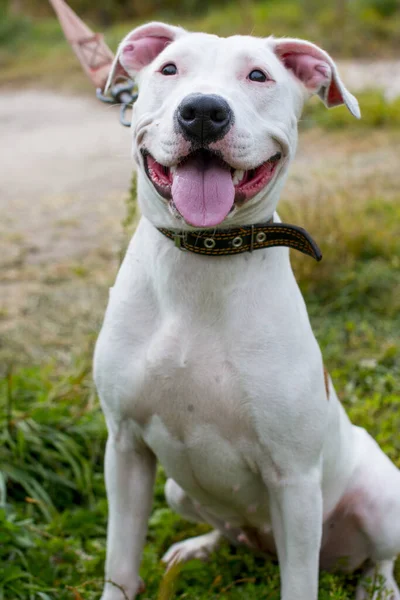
[
  {"left": 1, "top": 183, "right": 399, "bottom": 598},
  {"left": 303, "top": 91, "right": 400, "bottom": 130}
]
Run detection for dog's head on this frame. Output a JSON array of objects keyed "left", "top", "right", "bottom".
[{"left": 108, "top": 23, "right": 359, "bottom": 228}]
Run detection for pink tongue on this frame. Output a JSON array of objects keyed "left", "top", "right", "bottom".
[{"left": 171, "top": 153, "right": 235, "bottom": 227}]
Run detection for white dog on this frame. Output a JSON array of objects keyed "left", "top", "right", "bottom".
[{"left": 94, "top": 22, "right": 400, "bottom": 600}]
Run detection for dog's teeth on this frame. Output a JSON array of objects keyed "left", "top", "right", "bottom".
[
  {"left": 232, "top": 170, "right": 245, "bottom": 185},
  {"left": 170, "top": 166, "right": 177, "bottom": 175}
]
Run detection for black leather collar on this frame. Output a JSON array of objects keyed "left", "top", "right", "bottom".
[{"left": 158, "top": 220, "right": 322, "bottom": 261}]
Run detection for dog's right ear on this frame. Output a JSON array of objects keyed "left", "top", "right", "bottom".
[{"left": 105, "top": 22, "right": 186, "bottom": 92}]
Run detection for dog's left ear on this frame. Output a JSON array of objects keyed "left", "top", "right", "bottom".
[
  {"left": 105, "top": 22, "right": 186, "bottom": 92},
  {"left": 273, "top": 38, "right": 360, "bottom": 118}
]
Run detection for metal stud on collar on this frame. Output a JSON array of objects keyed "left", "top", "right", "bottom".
[
  {"left": 204, "top": 238, "right": 216, "bottom": 249},
  {"left": 232, "top": 236, "right": 243, "bottom": 248},
  {"left": 256, "top": 231, "right": 267, "bottom": 243}
]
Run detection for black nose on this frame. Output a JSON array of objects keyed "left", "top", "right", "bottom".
[{"left": 176, "top": 94, "right": 233, "bottom": 144}]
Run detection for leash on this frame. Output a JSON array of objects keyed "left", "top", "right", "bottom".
[{"left": 48, "top": 0, "right": 137, "bottom": 127}]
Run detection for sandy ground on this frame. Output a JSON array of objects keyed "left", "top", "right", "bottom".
[
  {"left": 0, "top": 90, "right": 133, "bottom": 365},
  {"left": 1, "top": 91, "right": 132, "bottom": 265},
  {"left": 1, "top": 85, "right": 400, "bottom": 367}
]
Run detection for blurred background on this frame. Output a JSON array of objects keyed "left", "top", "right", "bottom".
[{"left": 0, "top": 1, "right": 399, "bottom": 599}]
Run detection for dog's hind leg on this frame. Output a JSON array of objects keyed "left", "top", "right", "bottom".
[
  {"left": 349, "top": 427, "right": 400, "bottom": 599},
  {"left": 162, "top": 478, "right": 226, "bottom": 569},
  {"left": 164, "top": 478, "right": 206, "bottom": 524},
  {"left": 356, "top": 560, "right": 400, "bottom": 600}
]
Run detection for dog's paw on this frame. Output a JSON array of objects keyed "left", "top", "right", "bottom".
[{"left": 162, "top": 531, "right": 220, "bottom": 571}]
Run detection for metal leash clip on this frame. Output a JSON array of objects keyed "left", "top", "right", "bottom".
[
  {"left": 96, "top": 80, "right": 138, "bottom": 127},
  {"left": 49, "top": 0, "right": 139, "bottom": 127}
]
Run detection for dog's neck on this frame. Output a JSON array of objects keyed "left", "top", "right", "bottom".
[{"left": 127, "top": 215, "right": 297, "bottom": 322}]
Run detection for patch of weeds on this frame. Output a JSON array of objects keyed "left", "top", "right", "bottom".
[
  {"left": 302, "top": 90, "right": 400, "bottom": 131},
  {"left": 0, "top": 360, "right": 107, "bottom": 599},
  {"left": 120, "top": 173, "right": 138, "bottom": 262},
  {"left": 1, "top": 361, "right": 104, "bottom": 515},
  {"left": 283, "top": 193, "right": 400, "bottom": 319},
  {"left": 0, "top": 8, "right": 32, "bottom": 48},
  {"left": 357, "top": 572, "right": 397, "bottom": 600},
  {"left": 71, "top": 264, "right": 90, "bottom": 278}
]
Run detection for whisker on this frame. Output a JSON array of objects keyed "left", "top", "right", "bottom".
[{"left": 103, "top": 103, "right": 121, "bottom": 111}]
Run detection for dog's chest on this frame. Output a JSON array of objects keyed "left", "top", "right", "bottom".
[
  {"left": 115, "top": 313, "right": 269, "bottom": 508},
  {"left": 128, "top": 314, "right": 256, "bottom": 441},
  {"left": 95, "top": 228, "right": 325, "bottom": 512}
]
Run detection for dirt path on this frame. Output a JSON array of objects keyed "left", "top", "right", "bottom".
[
  {"left": 1, "top": 87, "right": 399, "bottom": 367},
  {"left": 0, "top": 90, "right": 135, "bottom": 365},
  {"left": 1, "top": 90, "right": 132, "bottom": 264},
  {"left": 337, "top": 59, "right": 400, "bottom": 101}
]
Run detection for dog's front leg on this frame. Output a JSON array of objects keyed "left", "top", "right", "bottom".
[
  {"left": 268, "top": 475, "right": 323, "bottom": 600},
  {"left": 101, "top": 430, "right": 156, "bottom": 600}
]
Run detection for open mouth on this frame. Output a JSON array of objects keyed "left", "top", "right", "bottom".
[{"left": 143, "top": 148, "right": 282, "bottom": 228}]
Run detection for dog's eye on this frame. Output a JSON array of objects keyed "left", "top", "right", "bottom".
[
  {"left": 161, "top": 63, "right": 178, "bottom": 76},
  {"left": 248, "top": 69, "right": 267, "bottom": 83}
]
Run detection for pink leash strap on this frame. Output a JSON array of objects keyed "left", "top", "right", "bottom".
[{"left": 48, "top": 0, "right": 137, "bottom": 126}]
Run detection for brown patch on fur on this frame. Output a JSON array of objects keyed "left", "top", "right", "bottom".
[{"left": 324, "top": 366, "right": 330, "bottom": 400}]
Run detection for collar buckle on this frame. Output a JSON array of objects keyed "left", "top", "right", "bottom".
[
  {"left": 174, "top": 232, "right": 186, "bottom": 250},
  {"left": 250, "top": 225, "right": 255, "bottom": 253}
]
